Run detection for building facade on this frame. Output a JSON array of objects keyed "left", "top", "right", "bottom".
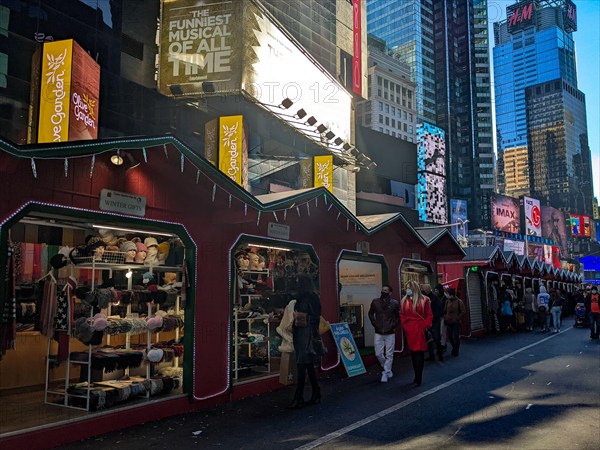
[
  {"left": 493, "top": 0, "right": 578, "bottom": 186},
  {"left": 356, "top": 35, "right": 417, "bottom": 141},
  {"left": 525, "top": 78, "right": 593, "bottom": 217},
  {"left": 502, "top": 145, "right": 531, "bottom": 198},
  {"left": 366, "top": 0, "right": 436, "bottom": 124}
]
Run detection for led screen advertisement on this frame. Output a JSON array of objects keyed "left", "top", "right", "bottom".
[
  {"left": 570, "top": 214, "right": 591, "bottom": 237},
  {"left": 504, "top": 239, "right": 525, "bottom": 255},
  {"left": 241, "top": 2, "right": 352, "bottom": 144},
  {"left": 158, "top": 0, "right": 241, "bottom": 96},
  {"left": 450, "top": 199, "right": 468, "bottom": 238},
  {"left": 38, "top": 39, "right": 100, "bottom": 143},
  {"left": 523, "top": 196, "right": 542, "bottom": 237},
  {"left": 491, "top": 194, "right": 520, "bottom": 233},
  {"left": 416, "top": 123, "right": 446, "bottom": 176},
  {"left": 541, "top": 206, "right": 568, "bottom": 258},
  {"left": 417, "top": 172, "right": 447, "bottom": 225}
]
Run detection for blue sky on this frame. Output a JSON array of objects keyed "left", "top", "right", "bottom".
[{"left": 489, "top": 0, "right": 600, "bottom": 200}]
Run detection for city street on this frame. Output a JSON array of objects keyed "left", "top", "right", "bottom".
[{"left": 61, "top": 317, "right": 600, "bottom": 449}]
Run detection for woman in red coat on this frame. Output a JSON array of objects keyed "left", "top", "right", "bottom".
[{"left": 400, "top": 280, "right": 433, "bottom": 386}]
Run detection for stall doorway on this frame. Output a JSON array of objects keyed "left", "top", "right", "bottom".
[
  {"left": 337, "top": 252, "right": 388, "bottom": 349},
  {"left": 466, "top": 270, "right": 484, "bottom": 331}
]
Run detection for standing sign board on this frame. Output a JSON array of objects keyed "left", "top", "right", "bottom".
[{"left": 330, "top": 323, "right": 366, "bottom": 377}]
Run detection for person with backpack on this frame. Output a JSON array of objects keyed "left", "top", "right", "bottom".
[
  {"left": 584, "top": 287, "right": 600, "bottom": 339},
  {"left": 443, "top": 288, "right": 465, "bottom": 357},
  {"left": 499, "top": 288, "right": 515, "bottom": 332},
  {"left": 536, "top": 286, "right": 551, "bottom": 332}
]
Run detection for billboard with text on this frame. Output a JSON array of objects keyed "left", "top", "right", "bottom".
[
  {"left": 491, "top": 194, "right": 520, "bottom": 233},
  {"left": 523, "top": 195, "right": 542, "bottom": 237}
]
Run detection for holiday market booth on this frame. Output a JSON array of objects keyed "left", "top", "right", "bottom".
[{"left": 0, "top": 136, "right": 465, "bottom": 448}]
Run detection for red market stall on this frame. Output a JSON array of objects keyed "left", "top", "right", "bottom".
[{"left": 0, "top": 136, "right": 464, "bottom": 448}]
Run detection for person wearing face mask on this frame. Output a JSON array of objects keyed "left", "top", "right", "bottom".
[
  {"left": 443, "top": 288, "right": 465, "bottom": 356},
  {"left": 584, "top": 287, "right": 600, "bottom": 339},
  {"left": 368, "top": 284, "right": 400, "bottom": 383},
  {"left": 400, "top": 280, "right": 432, "bottom": 386}
]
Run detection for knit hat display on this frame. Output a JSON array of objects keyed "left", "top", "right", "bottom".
[
  {"left": 144, "top": 237, "right": 159, "bottom": 248},
  {"left": 119, "top": 241, "right": 137, "bottom": 253},
  {"left": 90, "top": 313, "right": 108, "bottom": 331},
  {"left": 146, "top": 348, "right": 164, "bottom": 363},
  {"left": 147, "top": 315, "right": 164, "bottom": 332},
  {"left": 136, "top": 242, "right": 148, "bottom": 253}
]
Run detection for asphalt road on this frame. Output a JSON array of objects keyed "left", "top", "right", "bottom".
[{"left": 61, "top": 317, "right": 600, "bottom": 449}]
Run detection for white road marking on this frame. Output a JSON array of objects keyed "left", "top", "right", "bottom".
[
  {"left": 566, "top": 364, "right": 571, "bottom": 368},
  {"left": 547, "top": 382, "right": 552, "bottom": 385},
  {"left": 526, "top": 404, "right": 533, "bottom": 410},
  {"left": 295, "top": 328, "right": 570, "bottom": 450}
]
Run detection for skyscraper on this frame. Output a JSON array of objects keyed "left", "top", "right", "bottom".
[
  {"left": 493, "top": 0, "right": 578, "bottom": 181},
  {"left": 494, "top": 0, "right": 593, "bottom": 218},
  {"left": 368, "top": 0, "right": 494, "bottom": 228}
]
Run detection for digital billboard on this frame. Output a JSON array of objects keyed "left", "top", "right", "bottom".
[
  {"left": 241, "top": 2, "right": 352, "bottom": 145},
  {"left": 390, "top": 181, "right": 416, "bottom": 208},
  {"left": 523, "top": 195, "right": 542, "bottom": 237},
  {"left": 527, "top": 243, "right": 544, "bottom": 262},
  {"left": 450, "top": 199, "right": 468, "bottom": 238},
  {"left": 38, "top": 39, "right": 100, "bottom": 143},
  {"left": 504, "top": 239, "right": 525, "bottom": 255},
  {"left": 158, "top": 0, "right": 241, "bottom": 96},
  {"left": 416, "top": 123, "right": 446, "bottom": 176},
  {"left": 541, "top": 206, "right": 568, "bottom": 258},
  {"left": 491, "top": 194, "right": 520, "bottom": 233},
  {"left": 570, "top": 214, "right": 592, "bottom": 237},
  {"left": 563, "top": 0, "right": 577, "bottom": 32},
  {"left": 417, "top": 172, "right": 447, "bottom": 225}
]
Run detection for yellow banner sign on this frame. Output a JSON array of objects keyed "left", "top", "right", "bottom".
[
  {"left": 219, "top": 115, "right": 244, "bottom": 186},
  {"left": 314, "top": 155, "right": 333, "bottom": 192},
  {"left": 38, "top": 40, "right": 73, "bottom": 143}
]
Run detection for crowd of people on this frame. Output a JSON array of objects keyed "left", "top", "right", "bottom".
[{"left": 286, "top": 276, "right": 598, "bottom": 408}]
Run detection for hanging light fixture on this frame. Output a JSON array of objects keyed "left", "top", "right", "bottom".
[{"left": 110, "top": 150, "right": 124, "bottom": 166}]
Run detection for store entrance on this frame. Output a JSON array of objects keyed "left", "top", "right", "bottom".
[{"left": 0, "top": 206, "right": 192, "bottom": 435}]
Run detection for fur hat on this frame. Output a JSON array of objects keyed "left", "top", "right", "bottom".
[
  {"left": 86, "top": 236, "right": 106, "bottom": 250},
  {"left": 136, "top": 242, "right": 148, "bottom": 253},
  {"left": 98, "top": 229, "right": 118, "bottom": 246},
  {"left": 74, "top": 317, "right": 94, "bottom": 344},
  {"left": 120, "top": 241, "right": 137, "bottom": 253},
  {"left": 90, "top": 313, "right": 108, "bottom": 331},
  {"left": 50, "top": 253, "right": 68, "bottom": 270},
  {"left": 144, "top": 237, "right": 159, "bottom": 248},
  {"left": 147, "top": 315, "right": 163, "bottom": 332},
  {"left": 146, "top": 348, "right": 164, "bottom": 363},
  {"left": 157, "top": 241, "right": 170, "bottom": 257},
  {"left": 143, "top": 272, "right": 155, "bottom": 285}
]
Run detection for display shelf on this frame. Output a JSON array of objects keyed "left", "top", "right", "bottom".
[{"left": 233, "top": 310, "right": 270, "bottom": 380}]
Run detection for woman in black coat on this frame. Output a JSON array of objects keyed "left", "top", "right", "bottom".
[{"left": 289, "top": 275, "right": 322, "bottom": 408}]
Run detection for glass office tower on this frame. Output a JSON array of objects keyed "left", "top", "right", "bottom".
[{"left": 493, "top": 0, "right": 578, "bottom": 168}]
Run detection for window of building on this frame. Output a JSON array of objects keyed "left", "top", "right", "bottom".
[
  {"left": 385, "top": 117, "right": 389, "bottom": 126},
  {"left": 379, "top": 114, "right": 383, "bottom": 124},
  {"left": 392, "top": 119, "right": 395, "bottom": 127},
  {"left": 409, "top": 125, "right": 413, "bottom": 133},
  {"left": 384, "top": 104, "right": 389, "bottom": 113},
  {"left": 403, "top": 123, "right": 407, "bottom": 132}
]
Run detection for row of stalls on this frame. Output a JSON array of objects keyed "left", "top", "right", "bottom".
[
  {"left": 438, "top": 246, "right": 584, "bottom": 336},
  {"left": 0, "top": 136, "right": 465, "bottom": 448}
]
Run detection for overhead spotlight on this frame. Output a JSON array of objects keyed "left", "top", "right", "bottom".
[
  {"left": 296, "top": 109, "right": 307, "bottom": 119},
  {"left": 169, "top": 84, "right": 183, "bottom": 96},
  {"left": 280, "top": 98, "right": 294, "bottom": 109},
  {"left": 325, "top": 131, "right": 335, "bottom": 140},
  {"left": 334, "top": 137, "right": 344, "bottom": 146},
  {"left": 316, "top": 124, "right": 328, "bottom": 134},
  {"left": 350, "top": 148, "right": 360, "bottom": 157},
  {"left": 125, "top": 152, "right": 140, "bottom": 170},
  {"left": 305, "top": 116, "right": 317, "bottom": 126},
  {"left": 111, "top": 151, "right": 124, "bottom": 166},
  {"left": 368, "top": 162, "right": 378, "bottom": 170},
  {"left": 350, "top": 166, "right": 361, "bottom": 173},
  {"left": 202, "top": 81, "right": 215, "bottom": 93}
]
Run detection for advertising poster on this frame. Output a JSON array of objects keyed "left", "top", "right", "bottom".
[
  {"left": 527, "top": 243, "right": 544, "bottom": 262},
  {"left": 242, "top": 3, "right": 352, "bottom": 145},
  {"left": 582, "top": 215, "right": 591, "bottom": 237},
  {"left": 596, "top": 220, "right": 600, "bottom": 242},
  {"left": 69, "top": 40, "right": 100, "bottom": 141},
  {"left": 417, "top": 172, "right": 447, "bottom": 225},
  {"left": 38, "top": 40, "right": 73, "bottom": 143},
  {"left": 299, "top": 159, "right": 313, "bottom": 189},
  {"left": 158, "top": 0, "right": 241, "bottom": 96},
  {"left": 313, "top": 155, "right": 333, "bottom": 192},
  {"left": 450, "top": 199, "right": 468, "bottom": 238},
  {"left": 416, "top": 122, "right": 446, "bottom": 176},
  {"left": 390, "top": 180, "right": 416, "bottom": 208},
  {"left": 541, "top": 206, "right": 568, "bottom": 257},
  {"left": 523, "top": 195, "right": 542, "bottom": 236},
  {"left": 491, "top": 194, "right": 520, "bottom": 233},
  {"left": 570, "top": 215, "right": 581, "bottom": 236},
  {"left": 218, "top": 115, "right": 245, "bottom": 187},
  {"left": 330, "top": 323, "right": 366, "bottom": 377},
  {"left": 504, "top": 239, "right": 525, "bottom": 255}
]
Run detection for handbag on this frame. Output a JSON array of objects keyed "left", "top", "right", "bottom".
[
  {"left": 424, "top": 328, "right": 434, "bottom": 344},
  {"left": 310, "top": 334, "right": 327, "bottom": 355},
  {"left": 293, "top": 311, "right": 308, "bottom": 327}
]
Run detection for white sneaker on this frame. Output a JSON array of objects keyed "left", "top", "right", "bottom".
[
  {"left": 380, "top": 373, "right": 389, "bottom": 383},
  {"left": 386, "top": 371, "right": 393, "bottom": 380}
]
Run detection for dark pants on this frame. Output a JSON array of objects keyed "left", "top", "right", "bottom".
[
  {"left": 294, "top": 363, "right": 319, "bottom": 400},
  {"left": 590, "top": 313, "right": 600, "bottom": 339},
  {"left": 525, "top": 309, "right": 534, "bottom": 329},
  {"left": 427, "top": 318, "right": 443, "bottom": 359},
  {"left": 410, "top": 351, "right": 425, "bottom": 384},
  {"left": 446, "top": 322, "right": 461, "bottom": 355}
]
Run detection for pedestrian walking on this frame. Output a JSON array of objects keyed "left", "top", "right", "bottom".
[
  {"left": 584, "top": 287, "right": 600, "bottom": 339},
  {"left": 536, "top": 286, "right": 551, "bottom": 332},
  {"left": 422, "top": 284, "right": 444, "bottom": 361},
  {"left": 400, "top": 280, "right": 432, "bottom": 386},
  {"left": 288, "top": 275, "right": 322, "bottom": 409},
  {"left": 523, "top": 287, "right": 535, "bottom": 331},
  {"left": 368, "top": 284, "right": 400, "bottom": 383},
  {"left": 500, "top": 288, "right": 516, "bottom": 332},
  {"left": 443, "top": 287, "right": 465, "bottom": 356},
  {"left": 549, "top": 288, "right": 566, "bottom": 332}
]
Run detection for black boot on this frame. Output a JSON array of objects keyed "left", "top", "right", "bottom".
[
  {"left": 307, "top": 387, "right": 321, "bottom": 405},
  {"left": 287, "top": 395, "right": 304, "bottom": 409}
]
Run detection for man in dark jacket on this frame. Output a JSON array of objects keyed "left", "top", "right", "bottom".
[
  {"left": 368, "top": 284, "right": 400, "bottom": 382},
  {"left": 423, "top": 284, "right": 444, "bottom": 361}
]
